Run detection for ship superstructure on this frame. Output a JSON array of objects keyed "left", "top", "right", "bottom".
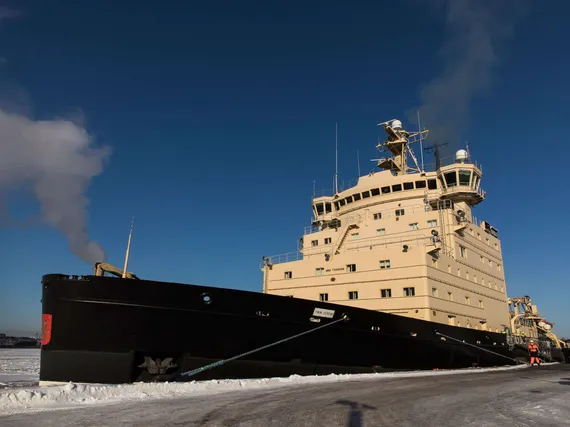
[{"left": 262, "top": 119, "right": 508, "bottom": 333}]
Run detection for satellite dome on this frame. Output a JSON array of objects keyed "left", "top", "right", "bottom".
[
  {"left": 391, "top": 119, "right": 403, "bottom": 130},
  {"left": 455, "top": 149, "right": 468, "bottom": 163}
]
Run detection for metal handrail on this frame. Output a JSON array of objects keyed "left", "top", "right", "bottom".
[
  {"left": 312, "top": 155, "right": 483, "bottom": 200},
  {"left": 343, "top": 233, "right": 435, "bottom": 252},
  {"left": 303, "top": 202, "right": 456, "bottom": 236}
]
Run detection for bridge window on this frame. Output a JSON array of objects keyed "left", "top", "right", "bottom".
[
  {"left": 381, "top": 289, "right": 392, "bottom": 298},
  {"left": 403, "top": 182, "right": 414, "bottom": 190},
  {"left": 381, "top": 186, "right": 391, "bottom": 194},
  {"left": 334, "top": 201, "right": 340, "bottom": 210},
  {"left": 325, "top": 202, "right": 332, "bottom": 213},
  {"left": 444, "top": 171, "right": 457, "bottom": 187},
  {"left": 353, "top": 193, "right": 361, "bottom": 201},
  {"left": 428, "top": 179, "right": 437, "bottom": 189},
  {"left": 473, "top": 174, "right": 480, "bottom": 189},
  {"left": 415, "top": 180, "right": 427, "bottom": 189},
  {"left": 345, "top": 196, "right": 353, "bottom": 204},
  {"left": 362, "top": 191, "right": 371, "bottom": 198},
  {"left": 316, "top": 203, "right": 324, "bottom": 215},
  {"left": 459, "top": 170, "right": 471, "bottom": 186},
  {"left": 371, "top": 188, "right": 380, "bottom": 196},
  {"left": 392, "top": 184, "right": 402, "bottom": 192}
]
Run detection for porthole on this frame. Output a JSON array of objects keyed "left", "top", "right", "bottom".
[{"left": 202, "top": 293, "right": 212, "bottom": 304}]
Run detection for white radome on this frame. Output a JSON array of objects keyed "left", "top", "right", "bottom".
[
  {"left": 455, "top": 149, "right": 468, "bottom": 163},
  {"left": 391, "top": 119, "right": 403, "bottom": 130}
]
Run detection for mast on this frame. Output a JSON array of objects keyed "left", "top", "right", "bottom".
[
  {"left": 335, "top": 122, "right": 339, "bottom": 194},
  {"left": 374, "top": 119, "right": 428, "bottom": 175},
  {"left": 122, "top": 216, "right": 134, "bottom": 279},
  {"left": 418, "top": 111, "right": 424, "bottom": 172}
]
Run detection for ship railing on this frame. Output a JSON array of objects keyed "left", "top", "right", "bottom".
[
  {"left": 304, "top": 225, "right": 318, "bottom": 235},
  {"left": 303, "top": 202, "right": 456, "bottom": 236},
  {"left": 343, "top": 233, "right": 435, "bottom": 252},
  {"left": 263, "top": 251, "right": 303, "bottom": 266},
  {"left": 312, "top": 157, "right": 484, "bottom": 200},
  {"left": 422, "top": 155, "right": 483, "bottom": 172}
]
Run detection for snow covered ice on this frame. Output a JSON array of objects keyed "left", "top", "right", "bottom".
[
  {"left": 0, "top": 349, "right": 40, "bottom": 389},
  {"left": 0, "top": 347, "right": 531, "bottom": 416}
]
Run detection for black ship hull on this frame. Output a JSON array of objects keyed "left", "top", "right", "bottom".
[{"left": 40, "top": 273, "right": 520, "bottom": 385}]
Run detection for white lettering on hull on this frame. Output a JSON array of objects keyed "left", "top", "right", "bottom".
[{"left": 313, "top": 307, "right": 335, "bottom": 318}]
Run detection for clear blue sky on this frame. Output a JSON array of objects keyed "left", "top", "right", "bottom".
[{"left": 1, "top": 0, "right": 569, "bottom": 337}]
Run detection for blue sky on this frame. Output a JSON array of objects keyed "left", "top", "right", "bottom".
[{"left": 1, "top": 0, "right": 569, "bottom": 337}]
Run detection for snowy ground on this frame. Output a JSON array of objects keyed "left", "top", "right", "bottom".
[
  {"left": 1, "top": 363, "right": 568, "bottom": 426},
  {"left": 0, "top": 347, "right": 535, "bottom": 417},
  {"left": 0, "top": 349, "right": 40, "bottom": 389}
]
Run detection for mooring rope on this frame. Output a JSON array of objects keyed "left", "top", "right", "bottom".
[
  {"left": 173, "top": 314, "right": 350, "bottom": 381},
  {"left": 435, "top": 331, "right": 524, "bottom": 364}
]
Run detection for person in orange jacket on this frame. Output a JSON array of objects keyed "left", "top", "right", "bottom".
[{"left": 528, "top": 340, "right": 540, "bottom": 366}]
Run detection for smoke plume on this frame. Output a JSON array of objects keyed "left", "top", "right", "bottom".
[
  {"left": 0, "top": 109, "right": 110, "bottom": 263},
  {"left": 411, "top": 0, "right": 526, "bottom": 152}
]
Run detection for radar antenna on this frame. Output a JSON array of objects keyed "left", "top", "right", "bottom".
[{"left": 372, "top": 119, "right": 429, "bottom": 175}]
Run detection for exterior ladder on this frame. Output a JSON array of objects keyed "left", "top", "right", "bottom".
[{"left": 329, "top": 215, "right": 361, "bottom": 260}]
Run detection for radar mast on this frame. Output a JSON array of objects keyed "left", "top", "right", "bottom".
[{"left": 374, "top": 119, "right": 429, "bottom": 175}]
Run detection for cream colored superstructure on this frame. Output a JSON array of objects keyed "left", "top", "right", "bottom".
[{"left": 262, "top": 119, "right": 510, "bottom": 333}]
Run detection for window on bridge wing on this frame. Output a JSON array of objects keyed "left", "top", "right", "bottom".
[
  {"left": 459, "top": 170, "right": 471, "bottom": 186},
  {"left": 473, "top": 173, "right": 480, "bottom": 190},
  {"left": 444, "top": 171, "right": 457, "bottom": 187}
]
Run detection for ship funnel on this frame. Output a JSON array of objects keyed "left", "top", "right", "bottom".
[{"left": 456, "top": 149, "right": 468, "bottom": 163}]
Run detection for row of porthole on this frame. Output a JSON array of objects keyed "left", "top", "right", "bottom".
[
  {"left": 369, "top": 327, "right": 501, "bottom": 346},
  {"left": 202, "top": 296, "right": 502, "bottom": 349}
]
